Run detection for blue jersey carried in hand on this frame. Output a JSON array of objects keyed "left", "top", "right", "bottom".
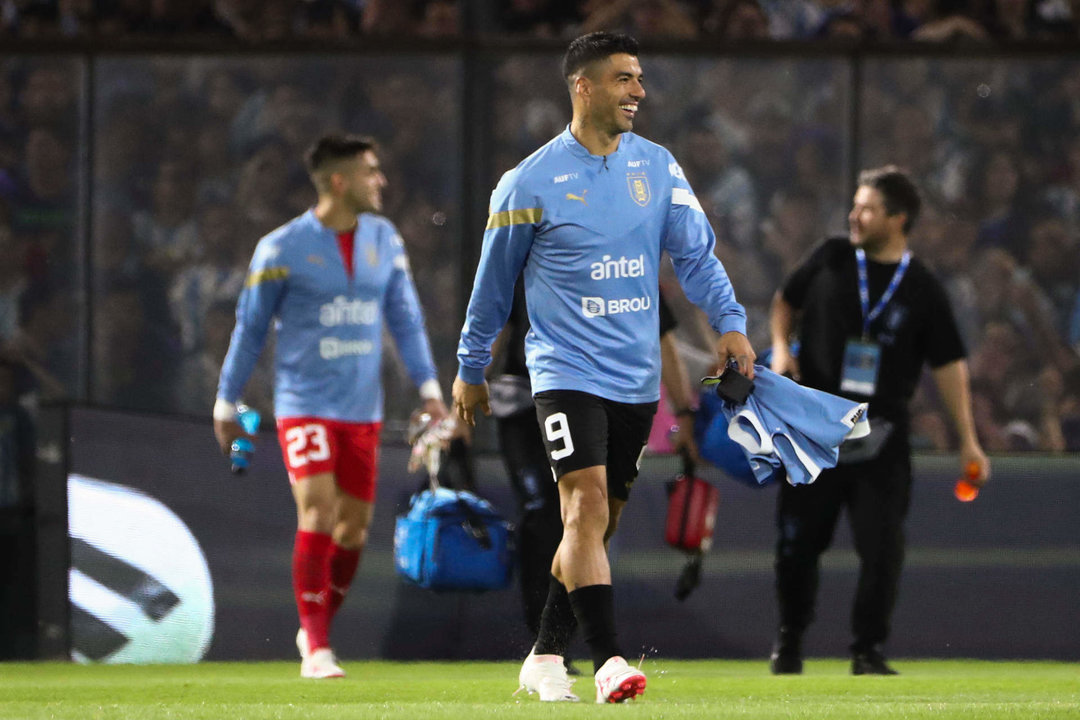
[
  {"left": 217, "top": 209, "right": 438, "bottom": 422},
  {"left": 697, "top": 366, "right": 870, "bottom": 486},
  {"left": 457, "top": 127, "right": 746, "bottom": 403}
]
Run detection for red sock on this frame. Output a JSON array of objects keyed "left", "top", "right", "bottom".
[
  {"left": 293, "top": 530, "right": 333, "bottom": 652},
  {"left": 328, "top": 543, "right": 362, "bottom": 621}
]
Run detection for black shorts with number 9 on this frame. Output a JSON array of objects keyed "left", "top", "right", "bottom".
[{"left": 533, "top": 390, "right": 659, "bottom": 501}]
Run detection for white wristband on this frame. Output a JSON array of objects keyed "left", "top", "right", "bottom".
[
  {"left": 418, "top": 379, "right": 443, "bottom": 403},
  {"left": 213, "top": 397, "right": 238, "bottom": 422}
]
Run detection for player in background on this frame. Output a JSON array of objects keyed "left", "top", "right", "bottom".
[
  {"left": 214, "top": 134, "right": 447, "bottom": 679},
  {"left": 454, "top": 32, "right": 754, "bottom": 703}
]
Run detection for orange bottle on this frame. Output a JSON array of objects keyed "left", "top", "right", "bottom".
[{"left": 953, "top": 461, "right": 981, "bottom": 502}]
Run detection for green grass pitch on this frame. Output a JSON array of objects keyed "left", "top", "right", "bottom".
[{"left": 2, "top": 659, "right": 1077, "bottom": 719}]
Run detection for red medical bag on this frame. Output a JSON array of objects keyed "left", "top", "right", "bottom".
[{"left": 664, "top": 471, "right": 720, "bottom": 552}]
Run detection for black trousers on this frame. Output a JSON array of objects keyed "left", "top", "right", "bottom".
[
  {"left": 774, "top": 433, "right": 912, "bottom": 651},
  {"left": 497, "top": 408, "right": 563, "bottom": 639}
]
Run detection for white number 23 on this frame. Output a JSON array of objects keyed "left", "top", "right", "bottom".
[{"left": 285, "top": 424, "right": 331, "bottom": 467}]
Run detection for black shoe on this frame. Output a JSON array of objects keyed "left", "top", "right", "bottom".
[
  {"left": 769, "top": 640, "right": 803, "bottom": 675},
  {"left": 564, "top": 658, "right": 582, "bottom": 676},
  {"left": 851, "top": 647, "right": 898, "bottom": 675}
]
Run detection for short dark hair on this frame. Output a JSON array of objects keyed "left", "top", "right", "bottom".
[
  {"left": 858, "top": 165, "right": 921, "bottom": 233},
  {"left": 562, "top": 32, "right": 640, "bottom": 80},
  {"left": 304, "top": 133, "right": 377, "bottom": 174}
]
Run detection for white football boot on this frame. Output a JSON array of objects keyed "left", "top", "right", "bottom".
[
  {"left": 301, "top": 647, "right": 345, "bottom": 679},
  {"left": 515, "top": 648, "right": 579, "bottom": 702},
  {"left": 594, "top": 655, "right": 646, "bottom": 703}
]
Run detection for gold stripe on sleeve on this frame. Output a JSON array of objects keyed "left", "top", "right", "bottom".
[
  {"left": 245, "top": 266, "right": 289, "bottom": 287},
  {"left": 485, "top": 207, "right": 542, "bottom": 230}
]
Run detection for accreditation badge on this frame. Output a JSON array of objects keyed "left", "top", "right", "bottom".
[{"left": 840, "top": 339, "right": 881, "bottom": 396}]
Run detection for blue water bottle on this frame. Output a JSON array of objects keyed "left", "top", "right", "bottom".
[{"left": 230, "top": 404, "right": 261, "bottom": 474}]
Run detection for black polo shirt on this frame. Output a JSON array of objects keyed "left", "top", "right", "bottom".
[{"left": 782, "top": 237, "right": 965, "bottom": 426}]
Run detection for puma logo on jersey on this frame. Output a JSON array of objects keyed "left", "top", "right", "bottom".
[{"left": 566, "top": 190, "right": 588, "bottom": 205}]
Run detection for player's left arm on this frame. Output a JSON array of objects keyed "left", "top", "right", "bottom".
[
  {"left": 382, "top": 229, "right": 444, "bottom": 410},
  {"left": 662, "top": 157, "right": 754, "bottom": 377}
]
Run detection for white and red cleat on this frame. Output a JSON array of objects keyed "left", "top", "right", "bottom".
[
  {"left": 594, "top": 655, "right": 646, "bottom": 703},
  {"left": 301, "top": 647, "right": 345, "bottom": 679},
  {"left": 515, "top": 648, "right": 579, "bottom": 702}
]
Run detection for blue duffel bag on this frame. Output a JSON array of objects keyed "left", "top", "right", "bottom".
[{"left": 393, "top": 486, "right": 514, "bottom": 592}]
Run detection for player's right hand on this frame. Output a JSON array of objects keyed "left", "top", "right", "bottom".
[
  {"left": 452, "top": 377, "right": 490, "bottom": 427},
  {"left": 213, "top": 417, "right": 249, "bottom": 456}
]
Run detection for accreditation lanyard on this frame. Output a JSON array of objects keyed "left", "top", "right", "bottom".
[{"left": 855, "top": 248, "right": 910, "bottom": 341}]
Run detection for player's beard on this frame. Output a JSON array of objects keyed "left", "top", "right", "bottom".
[{"left": 349, "top": 187, "right": 380, "bottom": 215}]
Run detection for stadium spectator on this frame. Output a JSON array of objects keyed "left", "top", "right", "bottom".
[
  {"left": 93, "top": 207, "right": 141, "bottom": 287},
  {"left": 92, "top": 280, "right": 179, "bottom": 411},
  {"left": 909, "top": 0, "right": 992, "bottom": 42},
  {"left": 300, "top": 0, "right": 361, "bottom": 39},
  {"left": 579, "top": 0, "right": 699, "bottom": 38},
  {"left": 970, "top": 149, "right": 1032, "bottom": 261},
  {"left": 214, "top": 133, "right": 448, "bottom": 679},
  {"left": 815, "top": 9, "right": 868, "bottom": 39},
  {"left": 2, "top": 127, "right": 76, "bottom": 249},
  {"left": 232, "top": 137, "right": 303, "bottom": 239},
  {"left": 908, "top": 211, "right": 980, "bottom": 345},
  {"left": 984, "top": 0, "right": 1038, "bottom": 41},
  {"left": 498, "top": 0, "right": 581, "bottom": 36},
  {"left": 132, "top": 0, "right": 232, "bottom": 37},
  {"left": 675, "top": 115, "right": 759, "bottom": 249},
  {"left": 768, "top": 165, "right": 989, "bottom": 676},
  {"left": 132, "top": 158, "right": 201, "bottom": 279},
  {"left": 754, "top": 0, "right": 824, "bottom": 39},
  {"left": 702, "top": 0, "right": 771, "bottom": 40},
  {"left": 760, "top": 190, "right": 822, "bottom": 288},
  {"left": 1035, "top": 363, "right": 1080, "bottom": 451},
  {"left": 1022, "top": 215, "right": 1080, "bottom": 338},
  {"left": 742, "top": 91, "right": 794, "bottom": 219},
  {"left": 168, "top": 199, "right": 248, "bottom": 354},
  {"left": 416, "top": 0, "right": 459, "bottom": 36}
]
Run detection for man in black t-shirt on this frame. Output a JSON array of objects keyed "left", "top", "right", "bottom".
[{"left": 768, "top": 166, "right": 990, "bottom": 676}]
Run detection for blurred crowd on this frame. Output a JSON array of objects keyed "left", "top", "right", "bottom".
[
  {"left": 0, "top": 0, "right": 461, "bottom": 40},
  {"left": 498, "top": 0, "right": 1080, "bottom": 42},
  {"left": 4, "top": 11, "right": 1080, "bottom": 462},
  {"left": 3, "top": 1, "right": 1080, "bottom": 43}
]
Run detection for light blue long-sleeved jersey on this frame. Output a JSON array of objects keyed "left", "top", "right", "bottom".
[
  {"left": 457, "top": 127, "right": 746, "bottom": 403},
  {"left": 217, "top": 209, "right": 438, "bottom": 422},
  {"left": 697, "top": 367, "right": 869, "bottom": 487}
]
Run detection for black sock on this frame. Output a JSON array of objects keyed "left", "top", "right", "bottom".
[
  {"left": 533, "top": 576, "right": 577, "bottom": 656},
  {"left": 568, "top": 584, "right": 622, "bottom": 673}
]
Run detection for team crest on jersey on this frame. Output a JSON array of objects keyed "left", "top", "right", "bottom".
[
  {"left": 365, "top": 244, "right": 378, "bottom": 267},
  {"left": 627, "top": 172, "right": 650, "bottom": 207}
]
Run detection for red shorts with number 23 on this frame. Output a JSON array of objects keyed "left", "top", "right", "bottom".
[{"left": 276, "top": 416, "right": 382, "bottom": 502}]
